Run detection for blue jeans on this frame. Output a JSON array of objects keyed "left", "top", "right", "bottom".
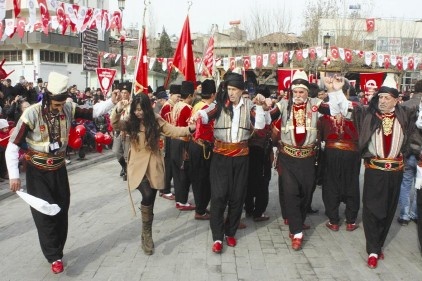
[{"left": 399, "top": 155, "right": 418, "bottom": 220}]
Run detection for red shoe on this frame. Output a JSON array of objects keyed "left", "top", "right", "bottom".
[
  {"left": 176, "top": 202, "right": 196, "bottom": 211},
  {"left": 225, "top": 236, "right": 237, "bottom": 247},
  {"left": 212, "top": 241, "right": 223, "bottom": 253},
  {"left": 367, "top": 256, "right": 378, "bottom": 269},
  {"left": 326, "top": 222, "right": 339, "bottom": 231},
  {"left": 346, "top": 223, "right": 359, "bottom": 231},
  {"left": 51, "top": 260, "right": 64, "bottom": 274},
  {"left": 292, "top": 237, "right": 303, "bottom": 251}
]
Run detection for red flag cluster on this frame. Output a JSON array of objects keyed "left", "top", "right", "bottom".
[{"left": 2, "top": 0, "right": 123, "bottom": 39}]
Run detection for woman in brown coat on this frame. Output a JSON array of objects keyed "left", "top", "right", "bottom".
[{"left": 111, "top": 94, "right": 195, "bottom": 255}]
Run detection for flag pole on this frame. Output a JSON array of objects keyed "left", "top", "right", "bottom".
[{"left": 131, "top": 0, "right": 150, "bottom": 96}]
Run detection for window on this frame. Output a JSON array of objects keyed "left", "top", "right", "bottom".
[
  {"left": 0, "top": 50, "right": 22, "bottom": 61},
  {"left": 26, "top": 49, "right": 34, "bottom": 61},
  {"left": 40, "top": 50, "right": 65, "bottom": 63},
  {"left": 68, "top": 53, "right": 82, "bottom": 64}
]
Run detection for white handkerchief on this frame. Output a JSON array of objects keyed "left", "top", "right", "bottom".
[{"left": 16, "top": 191, "right": 61, "bottom": 216}]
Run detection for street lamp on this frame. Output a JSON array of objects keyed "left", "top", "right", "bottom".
[
  {"left": 323, "top": 33, "right": 331, "bottom": 73},
  {"left": 118, "top": 0, "right": 125, "bottom": 83}
]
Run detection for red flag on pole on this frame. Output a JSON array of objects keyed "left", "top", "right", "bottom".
[
  {"left": 134, "top": 27, "right": 149, "bottom": 94},
  {"left": 13, "top": 0, "right": 21, "bottom": 17},
  {"left": 172, "top": 16, "right": 196, "bottom": 83},
  {"left": 201, "top": 35, "right": 214, "bottom": 77}
]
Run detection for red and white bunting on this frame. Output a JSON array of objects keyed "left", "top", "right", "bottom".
[
  {"left": 338, "top": 48, "right": 345, "bottom": 60},
  {"left": 391, "top": 55, "right": 397, "bottom": 66},
  {"left": 250, "top": 55, "right": 257, "bottom": 69},
  {"left": 364, "top": 51, "right": 372, "bottom": 66},
  {"left": 403, "top": 56, "right": 408, "bottom": 70},
  {"left": 277, "top": 52, "right": 283, "bottom": 65},
  {"left": 262, "top": 53, "right": 269, "bottom": 66}
]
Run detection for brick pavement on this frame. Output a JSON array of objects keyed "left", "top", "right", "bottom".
[{"left": 0, "top": 159, "right": 422, "bottom": 281}]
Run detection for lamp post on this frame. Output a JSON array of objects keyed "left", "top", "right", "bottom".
[
  {"left": 118, "top": 0, "right": 125, "bottom": 83},
  {"left": 323, "top": 33, "right": 331, "bottom": 74}
]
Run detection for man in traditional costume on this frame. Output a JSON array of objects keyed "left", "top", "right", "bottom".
[
  {"left": 189, "top": 79, "right": 216, "bottom": 220},
  {"left": 6, "top": 72, "right": 119, "bottom": 274},
  {"left": 196, "top": 68, "right": 270, "bottom": 253},
  {"left": 359, "top": 74, "right": 415, "bottom": 269},
  {"left": 320, "top": 79, "right": 361, "bottom": 232},
  {"left": 270, "top": 71, "right": 348, "bottom": 251}
]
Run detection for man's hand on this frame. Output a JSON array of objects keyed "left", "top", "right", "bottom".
[
  {"left": 9, "top": 178, "right": 21, "bottom": 192},
  {"left": 116, "top": 99, "right": 129, "bottom": 112},
  {"left": 323, "top": 75, "right": 345, "bottom": 92}
]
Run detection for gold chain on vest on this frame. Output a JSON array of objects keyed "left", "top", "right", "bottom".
[{"left": 381, "top": 113, "right": 395, "bottom": 136}]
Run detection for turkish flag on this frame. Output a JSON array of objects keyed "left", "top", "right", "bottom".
[
  {"left": 396, "top": 56, "right": 403, "bottom": 70},
  {"left": 243, "top": 56, "right": 250, "bottom": 69},
  {"left": 366, "top": 18, "right": 375, "bottom": 32},
  {"left": 277, "top": 69, "right": 297, "bottom": 92},
  {"left": 283, "top": 51, "right": 289, "bottom": 64},
  {"left": 172, "top": 16, "right": 196, "bottom": 83},
  {"left": 56, "top": 3, "right": 68, "bottom": 35},
  {"left": 270, "top": 52, "right": 277, "bottom": 65},
  {"left": 37, "top": 0, "right": 50, "bottom": 34},
  {"left": 330, "top": 46, "right": 339, "bottom": 59},
  {"left": 229, "top": 57, "right": 235, "bottom": 70},
  {"left": 384, "top": 55, "right": 391, "bottom": 69},
  {"left": 296, "top": 49, "right": 303, "bottom": 61},
  {"left": 360, "top": 72, "right": 385, "bottom": 92},
  {"left": 309, "top": 48, "right": 316, "bottom": 60},
  {"left": 344, "top": 49, "right": 353, "bottom": 63},
  {"left": 408, "top": 56, "right": 414, "bottom": 70},
  {"left": 16, "top": 17, "right": 26, "bottom": 38},
  {"left": 133, "top": 27, "right": 149, "bottom": 94},
  {"left": 256, "top": 54, "right": 263, "bottom": 68}
]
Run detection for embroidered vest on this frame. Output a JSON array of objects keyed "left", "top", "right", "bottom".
[
  {"left": 213, "top": 99, "right": 252, "bottom": 143},
  {"left": 277, "top": 98, "right": 322, "bottom": 147}
]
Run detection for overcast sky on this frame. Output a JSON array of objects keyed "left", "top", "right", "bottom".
[{"left": 110, "top": 0, "right": 422, "bottom": 37}]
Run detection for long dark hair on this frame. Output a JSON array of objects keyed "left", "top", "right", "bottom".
[{"left": 127, "top": 94, "right": 160, "bottom": 151}]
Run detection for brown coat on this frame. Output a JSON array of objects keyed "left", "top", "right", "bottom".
[{"left": 111, "top": 109, "right": 191, "bottom": 190}]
